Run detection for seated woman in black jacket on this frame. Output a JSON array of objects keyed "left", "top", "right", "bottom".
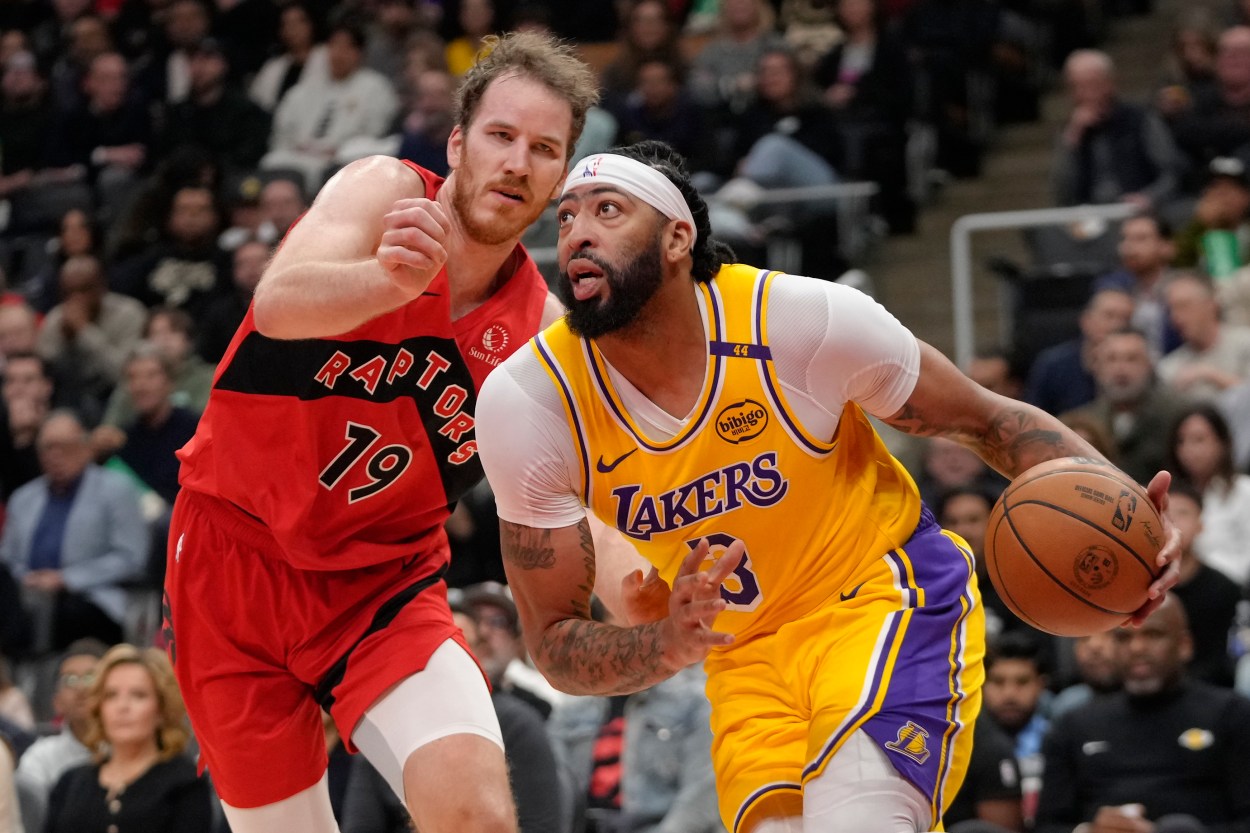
[{"left": 45, "top": 643, "right": 212, "bottom": 833}]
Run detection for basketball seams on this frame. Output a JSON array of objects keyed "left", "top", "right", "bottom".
[
  {"left": 997, "top": 499, "right": 1136, "bottom": 621},
  {"left": 1003, "top": 498, "right": 1160, "bottom": 577},
  {"left": 985, "top": 504, "right": 1057, "bottom": 633}
]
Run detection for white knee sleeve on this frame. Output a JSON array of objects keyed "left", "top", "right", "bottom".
[
  {"left": 802, "top": 731, "right": 933, "bottom": 833},
  {"left": 351, "top": 638, "right": 503, "bottom": 802},
  {"left": 221, "top": 774, "right": 340, "bottom": 833}
]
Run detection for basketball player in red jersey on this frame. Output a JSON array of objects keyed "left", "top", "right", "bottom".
[{"left": 162, "top": 33, "right": 601, "bottom": 833}]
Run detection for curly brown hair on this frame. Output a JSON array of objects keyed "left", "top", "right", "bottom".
[
  {"left": 454, "top": 31, "right": 599, "bottom": 161},
  {"left": 83, "top": 644, "right": 190, "bottom": 763}
]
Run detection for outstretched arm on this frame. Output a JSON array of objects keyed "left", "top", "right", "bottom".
[
  {"left": 885, "top": 341, "right": 1180, "bottom": 623},
  {"left": 252, "top": 155, "right": 449, "bottom": 339},
  {"left": 501, "top": 518, "right": 741, "bottom": 696}
]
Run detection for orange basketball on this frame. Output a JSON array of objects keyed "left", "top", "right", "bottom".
[{"left": 983, "top": 457, "right": 1164, "bottom": 636}]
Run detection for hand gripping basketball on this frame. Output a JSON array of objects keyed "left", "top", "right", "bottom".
[
  {"left": 659, "top": 538, "right": 743, "bottom": 670},
  {"left": 377, "top": 197, "right": 452, "bottom": 296},
  {"left": 1130, "top": 470, "right": 1182, "bottom": 626}
]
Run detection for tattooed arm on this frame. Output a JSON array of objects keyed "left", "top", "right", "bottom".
[
  {"left": 882, "top": 341, "right": 1102, "bottom": 479},
  {"left": 887, "top": 341, "right": 1181, "bottom": 623},
  {"left": 500, "top": 519, "right": 742, "bottom": 696}
]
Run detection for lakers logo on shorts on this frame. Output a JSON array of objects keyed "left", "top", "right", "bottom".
[{"left": 885, "top": 721, "right": 931, "bottom": 765}]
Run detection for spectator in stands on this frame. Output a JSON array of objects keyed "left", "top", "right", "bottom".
[
  {"left": 813, "top": 0, "right": 917, "bottom": 232},
  {"left": 100, "top": 343, "right": 200, "bottom": 506},
  {"left": 112, "top": 183, "right": 231, "bottom": 317},
  {"left": 46, "top": 14, "right": 113, "bottom": 113},
  {"left": 0, "top": 51, "right": 54, "bottom": 216},
  {"left": 1094, "top": 213, "right": 1180, "bottom": 356},
  {"left": 1169, "top": 26, "right": 1250, "bottom": 174},
  {"left": 916, "top": 436, "right": 1007, "bottom": 510},
  {"left": 104, "top": 144, "right": 222, "bottom": 264},
  {"left": 257, "top": 174, "right": 308, "bottom": 242},
  {"left": 98, "top": 306, "right": 213, "bottom": 430},
  {"left": 261, "top": 16, "right": 400, "bottom": 193},
  {"left": 396, "top": 67, "right": 457, "bottom": 176},
  {"left": 37, "top": 254, "right": 148, "bottom": 414},
  {"left": 1052, "top": 50, "right": 1182, "bottom": 209},
  {"left": 1165, "top": 403, "right": 1250, "bottom": 586},
  {"left": 44, "top": 644, "right": 213, "bottom": 833},
  {"left": 1156, "top": 14, "right": 1219, "bottom": 125},
  {"left": 249, "top": 1, "right": 329, "bottom": 113},
  {"left": 445, "top": 0, "right": 498, "bottom": 77},
  {"left": 1165, "top": 480, "right": 1241, "bottom": 688},
  {"left": 1159, "top": 272, "right": 1250, "bottom": 400},
  {"left": 1173, "top": 156, "right": 1250, "bottom": 279},
  {"left": 0, "top": 304, "right": 39, "bottom": 360},
  {"left": 547, "top": 610, "right": 722, "bottom": 833},
  {"left": 968, "top": 348, "right": 1024, "bottom": 399},
  {"left": 600, "top": 0, "right": 686, "bottom": 117},
  {"left": 0, "top": 411, "right": 147, "bottom": 652},
  {"left": 0, "top": 352, "right": 54, "bottom": 498},
  {"left": 1035, "top": 594, "right": 1250, "bottom": 833},
  {"left": 1050, "top": 630, "right": 1122, "bottom": 719},
  {"left": 44, "top": 51, "right": 153, "bottom": 222},
  {"left": 0, "top": 659, "right": 32, "bottom": 731},
  {"left": 688, "top": 0, "right": 781, "bottom": 116},
  {"left": 1026, "top": 287, "right": 1135, "bottom": 416},
  {"left": 1062, "top": 328, "right": 1189, "bottom": 486},
  {"left": 943, "top": 711, "right": 1025, "bottom": 833},
  {"left": 27, "top": 0, "right": 91, "bottom": 72},
  {"left": 141, "top": 0, "right": 212, "bottom": 104},
  {"left": 982, "top": 632, "right": 1051, "bottom": 828},
  {"left": 365, "top": 0, "right": 421, "bottom": 82},
  {"left": 161, "top": 37, "right": 272, "bottom": 180},
  {"left": 110, "top": 0, "right": 166, "bottom": 64},
  {"left": 464, "top": 581, "right": 566, "bottom": 718},
  {"left": 14, "top": 639, "right": 107, "bottom": 833},
  {"left": 197, "top": 238, "right": 267, "bottom": 363},
  {"left": 615, "top": 58, "right": 714, "bottom": 173},
  {"left": 19, "top": 207, "right": 102, "bottom": 314}
]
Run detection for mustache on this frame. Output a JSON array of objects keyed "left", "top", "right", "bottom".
[
  {"left": 564, "top": 251, "right": 613, "bottom": 275},
  {"left": 491, "top": 176, "right": 531, "bottom": 200}
]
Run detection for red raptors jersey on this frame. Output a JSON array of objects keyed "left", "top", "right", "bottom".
[{"left": 177, "top": 162, "right": 549, "bottom": 571}]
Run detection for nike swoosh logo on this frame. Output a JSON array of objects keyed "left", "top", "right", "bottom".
[
  {"left": 839, "top": 581, "right": 866, "bottom": 602},
  {"left": 420, "top": 291, "right": 441, "bottom": 297},
  {"left": 596, "top": 449, "right": 637, "bottom": 473}
]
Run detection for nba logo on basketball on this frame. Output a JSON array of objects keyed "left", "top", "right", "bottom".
[{"left": 1073, "top": 545, "right": 1118, "bottom": 591}]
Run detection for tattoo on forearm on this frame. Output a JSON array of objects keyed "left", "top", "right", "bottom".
[
  {"left": 890, "top": 403, "right": 1093, "bottom": 478},
  {"left": 501, "top": 523, "right": 557, "bottom": 570},
  {"left": 537, "top": 618, "right": 669, "bottom": 695},
  {"left": 572, "top": 518, "right": 595, "bottom": 619}
]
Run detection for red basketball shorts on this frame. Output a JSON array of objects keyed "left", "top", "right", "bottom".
[{"left": 163, "top": 489, "right": 468, "bottom": 808}]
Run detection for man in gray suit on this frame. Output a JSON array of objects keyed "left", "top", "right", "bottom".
[{"left": 0, "top": 410, "right": 147, "bottom": 652}]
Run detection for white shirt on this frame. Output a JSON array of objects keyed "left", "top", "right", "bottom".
[
  {"left": 1196, "top": 473, "right": 1250, "bottom": 585},
  {"left": 15, "top": 728, "right": 91, "bottom": 814},
  {"left": 269, "top": 67, "right": 399, "bottom": 155},
  {"left": 477, "top": 274, "right": 920, "bottom": 529}
]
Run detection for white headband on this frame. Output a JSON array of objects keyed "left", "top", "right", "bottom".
[{"left": 561, "top": 153, "right": 698, "bottom": 243}]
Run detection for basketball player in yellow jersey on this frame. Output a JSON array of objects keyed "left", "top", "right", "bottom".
[{"left": 475, "top": 141, "right": 1182, "bottom": 833}]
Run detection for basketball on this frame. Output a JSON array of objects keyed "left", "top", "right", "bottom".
[{"left": 983, "top": 457, "right": 1164, "bottom": 637}]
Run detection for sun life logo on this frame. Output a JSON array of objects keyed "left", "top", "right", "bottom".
[{"left": 482, "top": 325, "right": 509, "bottom": 354}]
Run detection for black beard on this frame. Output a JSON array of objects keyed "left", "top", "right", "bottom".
[{"left": 557, "top": 239, "right": 664, "bottom": 338}]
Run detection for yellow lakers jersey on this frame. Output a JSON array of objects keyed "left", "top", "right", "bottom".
[{"left": 533, "top": 264, "right": 925, "bottom": 641}]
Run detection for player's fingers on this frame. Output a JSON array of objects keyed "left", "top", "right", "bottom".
[
  {"left": 1146, "top": 549, "right": 1181, "bottom": 599},
  {"left": 1126, "top": 589, "right": 1167, "bottom": 627},
  {"left": 1144, "top": 469, "right": 1172, "bottom": 513},
  {"left": 383, "top": 201, "right": 451, "bottom": 241},
  {"left": 640, "top": 566, "right": 663, "bottom": 588},
  {"left": 705, "top": 542, "right": 745, "bottom": 588},
  {"left": 682, "top": 597, "right": 726, "bottom": 623},
  {"left": 677, "top": 540, "right": 710, "bottom": 579},
  {"left": 377, "top": 241, "right": 446, "bottom": 272}
]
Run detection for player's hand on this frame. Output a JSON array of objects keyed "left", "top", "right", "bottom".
[
  {"left": 1126, "top": 470, "right": 1181, "bottom": 627},
  {"left": 659, "top": 538, "right": 742, "bottom": 671},
  {"left": 621, "top": 566, "right": 671, "bottom": 626},
  {"left": 376, "top": 197, "right": 452, "bottom": 297},
  {"left": 1088, "top": 804, "right": 1153, "bottom": 833}
]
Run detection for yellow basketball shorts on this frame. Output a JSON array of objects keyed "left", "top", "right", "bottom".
[{"left": 705, "top": 508, "right": 986, "bottom": 832}]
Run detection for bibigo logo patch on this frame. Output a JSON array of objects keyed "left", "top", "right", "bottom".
[{"left": 715, "top": 399, "right": 769, "bottom": 444}]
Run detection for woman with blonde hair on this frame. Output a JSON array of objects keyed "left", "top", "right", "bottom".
[{"left": 43, "top": 644, "right": 211, "bottom": 833}]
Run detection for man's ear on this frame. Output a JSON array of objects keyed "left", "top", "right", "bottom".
[
  {"left": 446, "top": 125, "right": 464, "bottom": 170},
  {"left": 664, "top": 220, "right": 694, "bottom": 263}
]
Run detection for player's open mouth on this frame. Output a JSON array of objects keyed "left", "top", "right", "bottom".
[
  {"left": 492, "top": 188, "right": 525, "bottom": 204},
  {"left": 568, "top": 258, "right": 604, "bottom": 301}
]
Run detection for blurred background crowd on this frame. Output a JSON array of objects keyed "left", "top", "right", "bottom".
[{"left": 4, "top": 0, "right": 1250, "bottom": 830}]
